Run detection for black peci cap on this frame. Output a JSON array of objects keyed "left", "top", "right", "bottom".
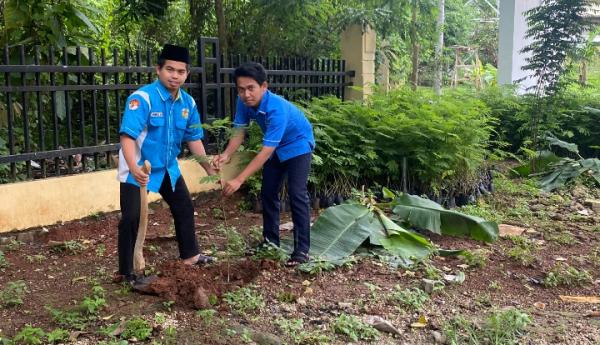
[{"left": 158, "top": 44, "right": 190, "bottom": 64}]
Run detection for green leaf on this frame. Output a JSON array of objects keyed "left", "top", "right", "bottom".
[
  {"left": 308, "top": 204, "right": 374, "bottom": 261},
  {"left": 544, "top": 132, "right": 579, "bottom": 155},
  {"left": 392, "top": 194, "right": 499, "bottom": 242},
  {"left": 308, "top": 204, "right": 434, "bottom": 262},
  {"left": 199, "top": 175, "right": 220, "bottom": 184}
]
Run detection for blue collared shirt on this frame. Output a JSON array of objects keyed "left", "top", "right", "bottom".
[
  {"left": 233, "top": 90, "right": 315, "bottom": 161},
  {"left": 117, "top": 80, "right": 203, "bottom": 192}
]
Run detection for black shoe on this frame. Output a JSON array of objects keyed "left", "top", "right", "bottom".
[{"left": 194, "top": 254, "right": 215, "bottom": 265}]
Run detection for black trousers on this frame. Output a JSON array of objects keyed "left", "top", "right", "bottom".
[
  {"left": 261, "top": 152, "right": 312, "bottom": 257},
  {"left": 118, "top": 175, "right": 199, "bottom": 276}
]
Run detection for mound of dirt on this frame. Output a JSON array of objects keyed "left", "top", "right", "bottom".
[{"left": 142, "top": 258, "right": 272, "bottom": 309}]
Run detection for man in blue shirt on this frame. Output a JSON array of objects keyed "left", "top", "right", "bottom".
[
  {"left": 117, "top": 44, "right": 215, "bottom": 283},
  {"left": 214, "top": 62, "right": 315, "bottom": 266}
]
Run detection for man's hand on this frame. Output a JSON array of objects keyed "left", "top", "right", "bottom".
[
  {"left": 222, "top": 177, "right": 243, "bottom": 197},
  {"left": 212, "top": 153, "right": 231, "bottom": 170},
  {"left": 130, "top": 164, "right": 149, "bottom": 186},
  {"left": 205, "top": 166, "right": 218, "bottom": 176}
]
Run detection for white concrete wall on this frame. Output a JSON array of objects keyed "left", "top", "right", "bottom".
[
  {"left": 498, "top": 0, "right": 542, "bottom": 93},
  {"left": 0, "top": 155, "right": 244, "bottom": 233}
]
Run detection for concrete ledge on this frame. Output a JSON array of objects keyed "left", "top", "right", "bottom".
[{"left": 0, "top": 155, "right": 243, "bottom": 233}]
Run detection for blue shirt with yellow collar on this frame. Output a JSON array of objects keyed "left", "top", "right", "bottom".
[
  {"left": 117, "top": 80, "right": 203, "bottom": 192},
  {"left": 233, "top": 90, "right": 315, "bottom": 161}
]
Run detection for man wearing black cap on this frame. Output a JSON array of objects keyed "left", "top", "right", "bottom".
[{"left": 116, "top": 44, "right": 215, "bottom": 282}]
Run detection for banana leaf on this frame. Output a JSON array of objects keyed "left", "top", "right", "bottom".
[
  {"left": 308, "top": 203, "right": 434, "bottom": 261},
  {"left": 392, "top": 194, "right": 499, "bottom": 243}
]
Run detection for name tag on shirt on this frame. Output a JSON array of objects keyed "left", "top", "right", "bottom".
[{"left": 150, "top": 112, "right": 164, "bottom": 117}]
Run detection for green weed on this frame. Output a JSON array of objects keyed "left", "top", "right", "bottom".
[
  {"left": 444, "top": 308, "right": 531, "bottom": 345},
  {"left": 223, "top": 286, "right": 264, "bottom": 315},
  {"left": 121, "top": 317, "right": 152, "bottom": 341},
  {"left": 25, "top": 254, "right": 46, "bottom": 263},
  {"left": 546, "top": 231, "right": 576, "bottom": 245},
  {"left": 50, "top": 240, "right": 86, "bottom": 255},
  {"left": 390, "top": 286, "right": 429, "bottom": 310},
  {"left": 459, "top": 249, "right": 490, "bottom": 268},
  {"left": 543, "top": 263, "right": 593, "bottom": 287},
  {"left": 332, "top": 314, "right": 379, "bottom": 342},
  {"left": 95, "top": 244, "right": 106, "bottom": 257},
  {"left": 0, "top": 250, "right": 10, "bottom": 270},
  {"left": 12, "top": 324, "right": 45, "bottom": 345},
  {"left": 506, "top": 236, "right": 538, "bottom": 266},
  {"left": 196, "top": 309, "right": 217, "bottom": 326},
  {"left": 46, "top": 328, "right": 69, "bottom": 344},
  {"left": 4, "top": 239, "right": 24, "bottom": 252},
  {"left": 0, "top": 280, "right": 28, "bottom": 307},
  {"left": 275, "top": 318, "right": 332, "bottom": 344}
]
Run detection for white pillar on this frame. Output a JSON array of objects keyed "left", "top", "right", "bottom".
[{"left": 498, "top": 0, "right": 541, "bottom": 93}]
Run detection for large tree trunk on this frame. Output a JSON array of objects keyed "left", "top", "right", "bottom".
[
  {"left": 433, "top": 0, "right": 445, "bottom": 95},
  {"left": 410, "top": 0, "right": 419, "bottom": 90}
]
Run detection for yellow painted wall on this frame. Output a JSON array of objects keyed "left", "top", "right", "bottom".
[{"left": 0, "top": 156, "right": 243, "bottom": 233}]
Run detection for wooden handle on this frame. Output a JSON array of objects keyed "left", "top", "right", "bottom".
[{"left": 133, "top": 160, "right": 151, "bottom": 274}]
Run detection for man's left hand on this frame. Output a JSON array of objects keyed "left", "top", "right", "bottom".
[{"left": 223, "top": 178, "right": 243, "bottom": 197}]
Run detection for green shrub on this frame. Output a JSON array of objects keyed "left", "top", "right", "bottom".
[{"left": 303, "top": 87, "right": 494, "bottom": 197}]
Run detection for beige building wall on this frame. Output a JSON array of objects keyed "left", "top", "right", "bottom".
[
  {"left": 341, "top": 24, "right": 376, "bottom": 100},
  {"left": 0, "top": 155, "right": 243, "bottom": 233}
]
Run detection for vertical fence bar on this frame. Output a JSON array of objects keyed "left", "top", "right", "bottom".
[
  {"left": 49, "top": 47, "right": 60, "bottom": 176},
  {"left": 4, "top": 45, "right": 16, "bottom": 179},
  {"left": 199, "top": 39, "right": 208, "bottom": 123},
  {"left": 341, "top": 60, "right": 345, "bottom": 100},
  {"left": 76, "top": 47, "right": 86, "bottom": 171},
  {"left": 34, "top": 46, "right": 46, "bottom": 177},
  {"left": 146, "top": 49, "right": 152, "bottom": 84},
  {"left": 19, "top": 46, "right": 32, "bottom": 178},
  {"left": 101, "top": 49, "right": 110, "bottom": 165},
  {"left": 90, "top": 48, "right": 99, "bottom": 169},
  {"left": 113, "top": 49, "right": 121, "bottom": 128},
  {"left": 136, "top": 50, "right": 142, "bottom": 85},
  {"left": 63, "top": 47, "right": 74, "bottom": 173}
]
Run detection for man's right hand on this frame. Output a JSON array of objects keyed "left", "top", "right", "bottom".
[
  {"left": 212, "top": 153, "right": 231, "bottom": 170},
  {"left": 130, "top": 165, "right": 149, "bottom": 186}
]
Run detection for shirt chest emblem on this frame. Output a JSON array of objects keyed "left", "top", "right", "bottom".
[
  {"left": 181, "top": 108, "right": 189, "bottom": 119},
  {"left": 129, "top": 99, "right": 140, "bottom": 110}
]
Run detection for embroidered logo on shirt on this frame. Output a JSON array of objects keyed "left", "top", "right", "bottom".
[
  {"left": 150, "top": 112, "right": 163, "bottom": 117},
  {"left": 182, "top": 108, "right": 189, "bottom": 119},
  {"left": 128, "top": 99, "right": 140, "bottom": 110}
]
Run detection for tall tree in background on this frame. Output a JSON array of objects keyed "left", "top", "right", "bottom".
[
  {"left": 433, "top": 0, "right": 445, "bottom": 95},
  {"left": 215, "top": 0, "right": 228, "bottom": 56},
  {"left": 410, "top": 0, "right": 420, "bottom": 90},
  {"left": 520, "top": 0, "right": 595, "bottom": 154}
]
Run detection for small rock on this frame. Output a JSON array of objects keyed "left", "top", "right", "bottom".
[
  {"left": 584, "top": 199, "right": 600, "bottom": 212},
  {"left": 551, "top": 214, "right": 565, "bottom": 221},
  {"left": 193, "top": 287, "right": 210, "bottom": 309},
  {"left": 364, "top": 315, "right": 402, "bottom": 336},
  {"left": 421, "top": 279, "right": 437, "bottom": 294},
  {"left": 499, "top": 224, "right": 526, "bottom": 237},
  {"left": 279, "top": 222, "right": 294, "bottom": 231},
  {"left": 529, "top": 204, "right": 544, "bottom": 212},
  {"left": 338, "top": 302, "right": 352, "bottom": 309},
  {"left": 16, "top": 231, "right": 34, "bottom": 243},
  {"left": 432, "top": 330, "right": 446, "bottom": 344},
  {"left": 297, "top": 297, "right": 307, "bottom": 306}
]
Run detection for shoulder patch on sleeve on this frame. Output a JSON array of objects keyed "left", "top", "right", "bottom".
[{"left": 131, "top": 90, "right": 151, "bottom": 108}]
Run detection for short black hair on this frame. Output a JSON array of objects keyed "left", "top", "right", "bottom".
[
  {"left": 157, "top": 58, "right": 190, "bottom": 71},
  {"left": 233, "top": 62, "right": 267, "bottom": 85}
]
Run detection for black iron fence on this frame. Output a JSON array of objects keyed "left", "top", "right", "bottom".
[{"left": 0, "top": 37, "right": 354, "bottom": 182}]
